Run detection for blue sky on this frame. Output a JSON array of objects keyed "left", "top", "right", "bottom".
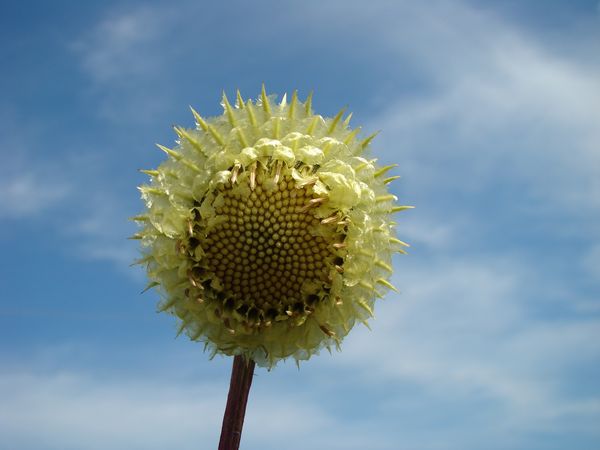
[{"left": 1, "top": 1, "right": 599, "bottom": 449}]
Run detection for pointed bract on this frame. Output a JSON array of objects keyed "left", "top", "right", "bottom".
[
  {"left": 360, "top": 131, "right": 380, "bottom": 150},
  {"left": 190, "top": 106, "right": 208, "bottom": 131},
  {"left": 221, "top": 91, "right": 237, "bottom": 126},
  {"left": 260, "top": 84, "right": 271, "bottom": 115},
  {"left": 174, "top": 126, "right": 206, "bottom": 156},
  {"left": 288, "top": 90, "right": 298, "bottom": 119},
  {"left": 235, "top": 89, "right": 245, "bottom": 109},
  {"left": 327, "top": 107, "right": 348, "bottom": 134},
  {"left": 374, "top": 164, "right": 398, "bottom": 178},
  {"left": 304, "top": 91, "right": 313, "bottom": 115}
]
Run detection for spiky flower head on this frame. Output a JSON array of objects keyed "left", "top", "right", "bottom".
[{"left": 134, "top": 88, "right": 410, "bottom": 367}]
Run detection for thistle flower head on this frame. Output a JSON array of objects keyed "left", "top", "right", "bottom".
[{"left": 134, "top": 88, "right": 410, "bottom": 367}]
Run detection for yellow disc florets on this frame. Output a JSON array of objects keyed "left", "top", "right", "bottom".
[{"left": 133, "top": 88, "right": 410, "bottom": 367}]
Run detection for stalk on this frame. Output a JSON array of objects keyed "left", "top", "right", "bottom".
[{"left": 218, "top": 355, "right": 255, "bottom": 450}]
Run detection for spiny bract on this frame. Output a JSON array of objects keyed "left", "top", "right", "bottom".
[{"left": 133, "top": 88, "right": 410, "bottom": 367}]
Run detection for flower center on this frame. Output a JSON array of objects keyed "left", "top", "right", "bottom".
[{"left": 185, "top": 167, "right": 346, "bottom": 331}]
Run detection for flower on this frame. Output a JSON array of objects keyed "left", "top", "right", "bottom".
[{"left": 133, "top": 87, "right": 410, "bottom": 367}]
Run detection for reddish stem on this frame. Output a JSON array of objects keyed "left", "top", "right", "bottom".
[{"left": 218, "top": 355, "right": 255, "bottom": 450}]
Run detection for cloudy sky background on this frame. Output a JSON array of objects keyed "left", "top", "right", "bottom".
[{"left": 1, "top": 1, "right": 599, "bottom": 449}]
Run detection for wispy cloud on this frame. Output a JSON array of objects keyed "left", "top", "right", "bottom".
[
  {"left": 0, "top": 367, "right": 383, "bottom": 450},
  {"left": 333, "top": 254, "right": 600, "bottom": 438},
  {"left": 0, "top": 110, "right": 71, "bottom": 219},
  {"left": 360, "top": 1, "right": 600, "bottom": 217},
  {"left": 0, "top": 370, "right": 224, "bottom": 450},
  {"left": 70, "top": 6, "right": 175, "bottom": 85},
  {"left": 69, "top": 5, "right": 182, "bottom": 124},
  {"left": 582, "top": 244, "right": 600, "bottom": 281},
  {"left": 0, "top": 173, "right": 70, "bottom": 219},
  {"left": 65, "top": 190, "right": 140, "bottom": 276},
  {"left": 374, "top": 46, "right": 600, "bottom": 213},
  {"left": 0, "top": 119, "right": 137, "bottom": 275}
]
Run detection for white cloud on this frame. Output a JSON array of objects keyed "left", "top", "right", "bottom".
[
  {"left": 0, "top": 110, "right": 71, "bottom": 219},
  {"left": 332, "top": 255, "right": 600, "bottom": 436},
  {"left": 67, "top": 191, "right": 140, "bottom": 275},
  {"left": 398, "top": 215, "right": 462, "bottom": 251},
  {"left": 69, "top": 5, "right": 182, "bottom": 124},
  {"left": 0, "top": 371, "right": 224, "bottom": 450},
  {"left": 0, "top": 130, "right": 138, "bottom": 274},
  {"left": 0, "top": 128, "right": 137, "bottom": 273},
  {"left": 363, "top": 2, "right": 600, "bottom": 216},
  {"left": 582, "top": 243, "right": 600, "bottom": 281},
  {"left": 0, "top": 173, "right": 70, "bottom": 219},
  {"left": 71, "top": 6, "right": 173, "bottom": 85},
  {"left": 0, "top": 368, "right": 382, "bottom": 450}
]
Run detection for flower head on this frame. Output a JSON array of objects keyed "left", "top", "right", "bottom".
[{"left": 134, "top": 88, "right": 410, "bottom": 367}]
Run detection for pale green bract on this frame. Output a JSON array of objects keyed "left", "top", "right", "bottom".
[{"left": 133, "top": 88, "right": 410, "bottom": 367}]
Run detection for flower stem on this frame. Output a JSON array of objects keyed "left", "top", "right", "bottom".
[{"left": 218, "top": 355, "right": 255, "bottom": 450}]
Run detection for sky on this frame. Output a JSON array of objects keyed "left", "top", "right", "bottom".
[{"left": 1, "top": 0, "right": 599, "bottom": 449}]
